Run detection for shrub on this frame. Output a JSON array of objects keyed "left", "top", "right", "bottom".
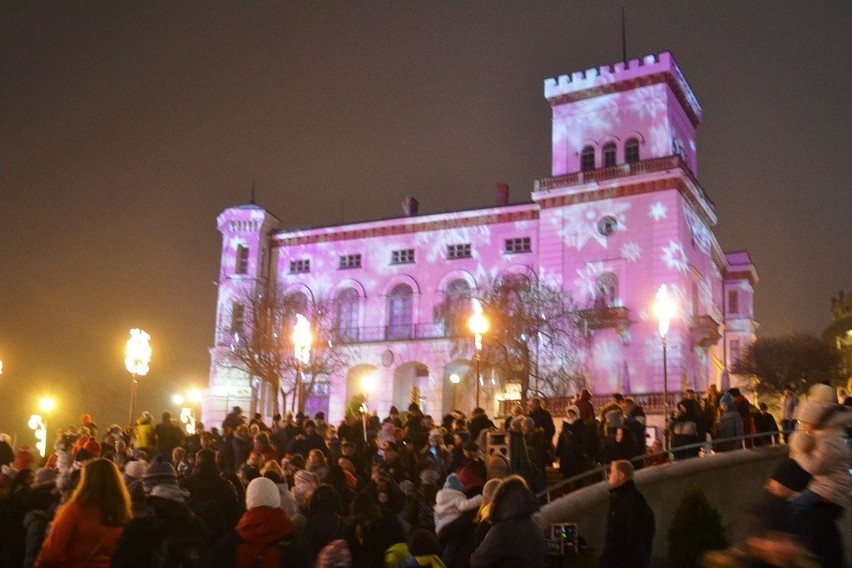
[{"left": 667, "top": 484, "right": 727, "bottom": 567}]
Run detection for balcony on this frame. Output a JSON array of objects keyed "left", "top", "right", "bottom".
[
  {"left": 690, "top": 314, "right": 721, "bottom": 348},
  {"left": 336, "top": 323, "right": 452, "bottom": 344},
  {"left": 580, "top": 306, "right": 631, "bottom": 342}
]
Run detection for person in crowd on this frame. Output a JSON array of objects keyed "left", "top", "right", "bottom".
[
  {"left": 401, "top": 528, "right": 446, "bottom": 568},
  {"left": 454, "top": 441, "right": 486, "bottom": 495},
  {"left": 153, "top": 412, "right": 184, "bottom": 461},
  {"left": 520, "top": 416, "right": 548, "bottom": 476},
  {"left": 468, "top": 408, "right": 494, "bottom": 442},
  {"left": 753, "top": 402, "right": 780, "bottom": 446},
  {"left": 556, "top": 405, "right": 588, "bottom": 480},
  {"left": 291, "top": 468, "right": 319, "bottom": 512},
  {"left": 599, "top": 427, "right": 636, "bottom": 469},
  {"left": 433, "top": 473, "right": 482, "bottom": 537},
  {"left": 714, "top": 393, "right": 744, "bottom": 452},
  {"left": 5, "top": 467, "right": 35, "bottom": 567},
  {"left": 345, "top": 492, "right": 405, "bottom": 568},
  {"left": 526, "top": 398, "right": 555, "bottom": 463},
  {"left": 23, "top": 468, "right": 60, "bottom": 568},
  {"left": 179, "top": 448, "right": 242, "bottom": 544},
  {"left": 111, "top": 455, "right": 209, "bottom": 566},
  {"left": 421, "top": 432, "right": 449, "bottom": 482},
  {"left": 134, "top": 412, "right": 155, "bottom": 458},
  {"left": 728, "top": 388, "right": 756, "bottom": 446},
  {"left": 307, "top": 448, "right": 331, "bottom": 482},
  {"left": 122, "top": 459, "right": 147, "bottom": 503},
  {"left": 668, "top": 400, "right": 700, "bottom": 459},
  {"left": 575, "top": 389, "right": 596, "bottom": 421},
  {"left": 172, "top": 446, "right": 191, "bottom": 478},
  {"left": 232, "top": 424, "right": 253, "bottom": 468},
  {"left": 288, "top": 420, "right": 330, "bottom": 459},
  {"left": 471, "top": 477, "right": 502, "bottom": 548},
  {"left": 599, "top": 460, "right": 655, "bottom": 568},
  {"left": 789, "top": 383, "right": 852, "bottom": 513},
  {"left": 780, "top": 384, "right": 798, "bottom": 443},
  {"left": 404, "top": 404, "right": 429, "bottom": 452},
  {"left": 302, "top": 484, "right": 348, "bottom": 564},
  {"left": 217, "top": 424, "right": 238, "bottom": 476},
  {"left": 205, "top": 476, "right": 308, "bottom": 568},
  {"left": 35, "top": 458, "right": 131, "bottom": 567},
  {"left": 222, "top": 406, "right": 246, "bottom": 431},
  {"left": 621, "top": 398, "right": 647, "bottom": 461},
  {"left": 469, "top": 475, "right": 546, "bottom": 568}
]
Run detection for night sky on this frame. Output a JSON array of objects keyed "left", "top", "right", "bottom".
[{"left": 1, "top": 3, "right": 850, "bottom": 438}]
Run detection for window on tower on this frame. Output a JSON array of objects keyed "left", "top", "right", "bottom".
[
  {"left": 235, "top": 245, "right": 249, "bottom": 274},
  {"left": 603, "top": 142, "right": 617, "bottom": 168},
  {"left": 625, "top": 138, "right": 640, "bottom": 164},
  {"left": 728, "top": 290, "right": 740, "bottom": 315},
  {"left": 580, "top": 145, "right": 596, "bottom": 172}
]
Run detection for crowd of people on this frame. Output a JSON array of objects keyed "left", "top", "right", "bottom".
[{"left": 0, "top": 384, "right": 847, "bottom": 567}]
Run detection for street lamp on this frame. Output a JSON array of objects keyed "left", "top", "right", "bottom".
[
  {"left": 653, "top": 284, "right": 676, "bottom": 451},
  {"left": 125, "top": 328, "right": 152, "bottom": 427},
  {"left": 468, "top": 299, "right": 489, "bottom": 409},
  {"left": 30, "top": 396, "right": 55, "bottom": 458},
  {"left": 172, "top": 388, "right": 202, "bottom": 434},
  {"left": 292, "top": 313, "right": 312, "bottom": 414}
]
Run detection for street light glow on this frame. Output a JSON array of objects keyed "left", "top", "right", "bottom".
[
  {"left": 361, "top": 371, "right": 377, "bottom": 394},
  {"left": 38, "top": 396, "right": 56, "bottom": 413},
  {"left": 125, "top": 328, "right": 152, "bottom": 376},
  {"left": 449, "top": 373, "right": 460, "bottom": 384},
  {"left": 292, "top": 314, "right": 312, "bottom": 364},
  {"left": 468, "top": 299, "right": 489, "bottom": 350},
  {"left": 187, "top": 388, "right": 202, "bottom": 403},
  {"left": 653, "top": 285, "right": 676, "bottom": 338},
  {"left": 172, "top": 394, "right": 185, "bottom": 405}
]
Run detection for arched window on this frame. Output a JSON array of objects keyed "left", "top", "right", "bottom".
[
  {"left": 625, "top": 138, "right": 640, "bottom": 164},
  {"left": 443, "top": 279, "right": 471, "bottom": 336},
  {"left": 580, "top": 145, "right": 596, "bottom": 172},
  {"left": 595, "top": 273, "right": 619, "bottom": 308},
  {"left": 335, "top": 288, "right": 360, "bottom": 342},
  {"left": 387, "top": 283, "right": 414, "bottom": 339},
  {"left": 603, "top": 142, "right": 617, "bottom": 168}
]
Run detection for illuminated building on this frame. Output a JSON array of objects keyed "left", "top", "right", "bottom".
[
  {"left": 825, "top": 291, "right": 852, "bottom": 383},
  {"left": 204, "top": 52, "right": 758, "bottom": 425}
]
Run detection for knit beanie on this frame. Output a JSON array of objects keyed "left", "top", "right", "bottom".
[
  {"left": 719, "top": 393, "right": 734, "bottom": 408},
  {"left": 124, "top": 460, "right": 148, "bottom": 480},
  {"left": 444, "top": 473, "right": 463, "bottom": 492},
  {"left": 294, "top": 469, "right": 317, "bottom": 486},
  {"left": 793, "top": 383, "right": 839, "bottom": 426},
  {"left": 315, "top": 539, "right": 352, "bottom": 568},
  {"left": 143, "top": 455, "right": 178, "bottom": 493},
  {"left": 246, "top": 477, "right": 281, "bottom": 509}
]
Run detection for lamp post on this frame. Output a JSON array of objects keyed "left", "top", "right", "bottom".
[
  {"left": 360, "top": 372, "right": 376, "bottom": 443},
  {"left": 125, "top": 328, "right": 152, "bottom": 427},
  {"left": 468, "top": 299, "right": 489, "bottom": 409},
  {"left": 292, "top": 314, "right": 312, "bottom": 414},
  {"left": 449, "top": 373, "right": 460, "bottom": 408},
  {"left": 30, "top": 396, "right": 55, "bottom": 458},
  {"left": 653, "top": 285, "right": 676, "bottom": 452}
]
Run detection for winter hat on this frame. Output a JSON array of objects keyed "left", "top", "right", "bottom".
[
  {"left": 246, "top": 477, "right": 281, "bottom": 509},
  {"left": 443, "top": 473, "right": 464, "bottom": 492},
  {"left": 769, "top": 458, "right": 811, "bottom": 492},
  {"left": 294, "top": 469, "right": 318, "bottom": 486},
  {"left": 32, "top": 467, "right": 58, "bottom": 490},
  {"left": 143, "top": 455, "right": 178, "bottom": 492},
  {"left": 124, "top": 460, "right": 148, "bottom": 480},
  {"left": 74, "top": 438, "right": 101, "bottom": 462},
  {"left": 408, "top": 528, "right": 440, "bottom": 556},
  {"left": 794, "top": 384, "right": 839, "bottom": 425},
  {"left": 419, "top": 468, "right": 440, "bottom": 486},
  {"left": 315, "top": 539, "right": 352, "bottom": 568},
  {"left": 719, "top": 393, "right": 734, "bottom": 408},
  {"left": 14, "top": 447, "right": 35, "bottom": 471}
]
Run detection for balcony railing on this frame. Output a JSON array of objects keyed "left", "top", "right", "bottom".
[{"left": 336, "top": 323, "right": 454, "bottom": 344}]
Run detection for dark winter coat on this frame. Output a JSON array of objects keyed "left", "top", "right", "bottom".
[
  {"left": 599, "top": 479, "right": 655, "bottom": 568},
  {"left": 180, "top": 466, "right": 243, "bottom": 543},
  {"left": 556, "top": 419, "right": 588, "bottom": 478},
  {"left": 204, "top": 507, "right": 309, "bottom": 568},
  {"left": 469, "top": 476, "right": 546, "bottom": 568},
  {"left": 714, "top": 409, "right": 744, "bottom": 452}
]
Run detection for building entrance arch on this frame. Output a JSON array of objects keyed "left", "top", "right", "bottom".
[{"left": 393, "top": 362, "right": 429, "bottom": 413}]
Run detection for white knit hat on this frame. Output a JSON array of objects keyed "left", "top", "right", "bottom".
[
  {"left": 794, "top": 384, "right": 839, "bottom": 425},
  {"left": 124, "top": 460, "right": 148, "bottom": 480},
  {"left": 246, "top": 477, "right": 281, "bottom": 509}
]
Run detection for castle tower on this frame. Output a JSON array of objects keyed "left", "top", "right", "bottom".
[{"left": 204, "top": 203, "right": 281, "bottom": 427}]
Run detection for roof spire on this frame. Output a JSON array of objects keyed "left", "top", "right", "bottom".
[
  {"left": 621, "top": 6, "right": 628, "bottom": 65},
  {"left": 250, "top": 178, "right": 256, "bottom": 205}
]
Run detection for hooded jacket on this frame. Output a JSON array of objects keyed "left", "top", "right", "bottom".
[
  {"left": 433, "top": 487, "right": 482, "bottom": 536},
  {"left": 469, "top": 476, "right": 546, "bottom": 568},
  {"left": 790, "top": 406, "right": 852, "bottom": 506}
]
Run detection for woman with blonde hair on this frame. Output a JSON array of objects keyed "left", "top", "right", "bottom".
[{"left": 35, "top": 458, "right": 131, "bottom": 567}]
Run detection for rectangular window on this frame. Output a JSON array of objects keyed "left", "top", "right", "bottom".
[
  {"left": 730, "top": 340, "right": 740, "bottom": 363},
  {"left": 504, "top": 237, "right": 531, "bottom": 254},
  {"left": 230, "top": 303, "right": 245, "bottom": 335},
  {"left": 289, "top": 259, "right": 310, "bottom": 274},
  {"left": 446, "top": 243, "right": 472, "bottom": 260},
  {"left": 339, "top": 254, "right": 362, "bottom": 269},
  {"left": 391, "top": 249, "right": 415, "bottom": 265},
  {"left": 728, "top": 290, "right": 739, "bottom": 315},
  {"left": 235, "top": 245, "right": 249, "bottom": 274}
]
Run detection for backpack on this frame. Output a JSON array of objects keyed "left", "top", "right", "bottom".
[{"left": 150, "top": 525, "right": 208, "bottom": 568}]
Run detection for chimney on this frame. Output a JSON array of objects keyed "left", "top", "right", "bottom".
[
  {"left": 496, "top": 183, "right": 510, "bottom": 206},
  {"left": 402, "top": 196, "right": 419, "bottom": 217}
]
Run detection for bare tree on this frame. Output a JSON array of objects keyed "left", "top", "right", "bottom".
[
  {"left": 732, "top": 334, "right": 841, "bottom": 398},
  {"left": 222, "top": 285, "right": 353, "bottom": 414},
  {"left": 436, "top": 275, "right": 587, "bottom": 405}
]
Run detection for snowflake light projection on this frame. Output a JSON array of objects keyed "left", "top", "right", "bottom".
[
  {"left": 620, "top": 241, "right": 642, "bottom": 262},
  {"left": 413, "top": 224, "right": 493, "bottom": 263},
  {"left": 643, "top": 334, "right": 683, "bottom": 365},
  {"left": 590, "top": 337, "right": 625, "bottom": 380},
  {"left": 649, "top": 122, "right": 671, "bottom": 157},
  {"left": 627, "top": 85, "right": 666, "bottom": 119},
  {"left": 556, "top": 199, "right": 630, "bottom": 251},
  {"left": 682, "top": 204, "right": 712, "bottom": 254},
  {"left": 649, "top": 202, "right": 667, "bottom": 221},
  {"left": 661, "top": 241, "right": 689, "bottom": 274},
  {"left": 552, "top": 94, "right": 621, "bottom": 151},
  {"left": 573, "top": 261, "right": 606, "bottom": 303}
]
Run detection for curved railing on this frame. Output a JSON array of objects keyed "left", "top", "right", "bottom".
[{"left": 537, "top": 430, "right": 791, "bottom": 503}]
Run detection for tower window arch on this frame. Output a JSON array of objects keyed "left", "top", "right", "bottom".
[
  {"left": 441, "top": 278, "right": 472, "bottom": 336},
  {"left": 335, "top": 287, "right": 360, "bottom": 342},
  {"left": 594, "top": 272, "right": 619, "bottom": 308},
  {"left": 387, "top": 283, "right": 414, "bottom": 339},
  {"left": 580, "top": 145, "right": 596, "bottom": 172},
  {"left": 625, "top": 137, "right": 640, "bottom": 164},
  {"left": 603, "top": 142, "right": 617, "bottom": 168}
]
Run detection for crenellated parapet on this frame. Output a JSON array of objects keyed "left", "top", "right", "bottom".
[{"left": 544, "top": 51, "right": 702, "bottom": 126}]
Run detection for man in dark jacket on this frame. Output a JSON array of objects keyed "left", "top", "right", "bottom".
[
  {"left": 468, "top": 407, "right": 495, "bottom": 441},
  {"left": 469, "top": 475, "right": 546, "bottom": 567},
  {"left": 179, "top": 449, "right": 242, "bottom": 544},
  {"left": 527, "top": 398, "right": 555, "bottom": 460},
  {"left": 600, "top": 460, "right": 655, "bottom": 568}
]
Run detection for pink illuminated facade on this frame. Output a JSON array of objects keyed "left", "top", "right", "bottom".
[{"left": 204, "top": 52, "right": 758, "bottom": 426}]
